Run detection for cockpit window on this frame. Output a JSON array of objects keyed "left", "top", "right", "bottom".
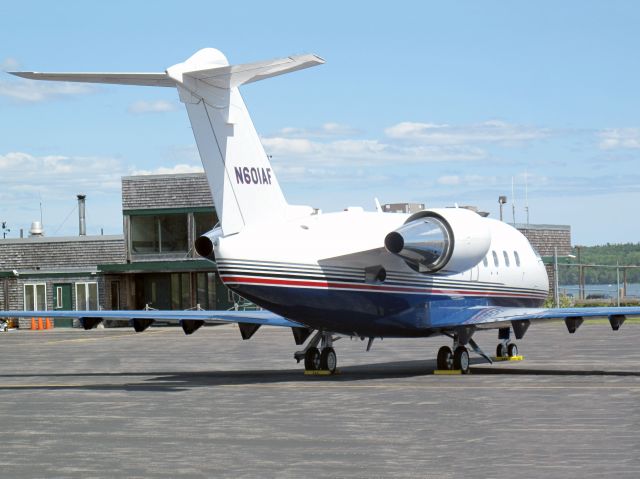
[
  {"left": 503, "top": 251, "right": 510, "bottom": 267},
  {"left": 482, "top": 256, "right": 488, "bottom": 267},
  {"left": 492, "top": 250, "right": 499, "bottom": 267},
  {"left": 514, "top": 251, "right": 521, "bottom": 267}
]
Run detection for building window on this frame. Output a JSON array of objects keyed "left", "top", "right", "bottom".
[
  {"left": 76, "top": 282, "right": 99, "bottom": 310},
  {"left": 131, "top": 213, "right": 188, "bottom": 254},
  {"left": 171, "top": 273, "right": 192, "bottom": 310},
  {"left": 492, "top": 250, "right": 499, "bottom": 267},
  {"left": 196, "top": 273, "right": 217, "bottom": 309},
  {"left": 194, "top": 211, "right": 219, "bottom": 238},
  {"left": 514, "top": 251, "right": 521, "bottom": 267},
  {"left": 503, "top": 251, "right": 510, "bottom": 267},
  {"left": 24, "top": 284, "right": 47, "bottom": 311},
  {"left": 56, "top": 287, "right": 63, "bottom": 309}
]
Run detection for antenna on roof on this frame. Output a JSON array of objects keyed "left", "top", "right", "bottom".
[
  {"left": 524, "top": 169, "right": 530, "bottom": 224},
  {"left": 39, "top": 192, "right": 44, "bottom": 229},
  {"left": 511, "top": 176, "right": 516, "bottom": 225}
]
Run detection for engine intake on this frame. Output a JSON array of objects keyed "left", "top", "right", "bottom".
[
  {"left": 384, "top": 216, "right": 452, "bottom": 272},
  {"left": 384, "top": 208, "right": 491, "bottom": 274}
]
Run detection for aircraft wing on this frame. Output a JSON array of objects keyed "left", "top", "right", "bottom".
[
  {"left": 0, "top": 309, "right": 301, "bottom": 328},
  {"left": 430, "top": 305, "right": 640, "bottom": 330}
]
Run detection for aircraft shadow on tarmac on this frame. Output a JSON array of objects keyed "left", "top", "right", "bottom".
[{"left": 0, "top": 358, "right": 639, "bottom": 392}]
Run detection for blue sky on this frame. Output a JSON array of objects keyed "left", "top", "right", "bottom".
[{"left": 1, "top": 1, "right": 639, "bottom": 245}]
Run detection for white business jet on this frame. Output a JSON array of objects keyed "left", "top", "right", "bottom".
[{"left": 2, "top": 49, "right": 638, "bottom": 374}]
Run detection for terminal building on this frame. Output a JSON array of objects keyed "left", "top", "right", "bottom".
[
  {"left": 0, "top": 173, "right": 571, "bottom": 326},
  {"left": 0, "top": 173, "right": 233, "bottom": 327}
]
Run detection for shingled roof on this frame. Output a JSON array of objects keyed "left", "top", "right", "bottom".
[
  {"left": 122, "top": 173, "right": 213, "bottom": 211},
  {"left": 0, "top": 235, "right": 125, "bottom": 271}
]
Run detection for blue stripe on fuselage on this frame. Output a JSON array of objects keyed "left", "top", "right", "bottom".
[{"left": 230, "top": 284, "right": 544, "bottom": 337}]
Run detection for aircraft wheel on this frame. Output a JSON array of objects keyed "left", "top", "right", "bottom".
[
  {"left": 507, "top": 343, "right": 518, "bottom": 358},
  {"left": 304, "top": 347, "right": 321, "bottom": 370},
  {"left": 496, "top": 343, "right": 506, "bottom": 358},
  {"left": 320, "top": 347, "right": 337, "bottom": 373},
  {"left": 437, "top": 346, "right": 453, "bottom": 370},
  {"left": 453, "top": 346, "right": 470, "bottom": 374}
]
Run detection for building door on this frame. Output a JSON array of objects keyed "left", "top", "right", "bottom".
[
  {"left": 110, "top": 281, "right": 121, "bottom": 310},
  {"left": 136, "top": 274, "right": 171, "bottom": 310},
  {"left": 53, "top": 283, "right": 73, "bottom": 327}
]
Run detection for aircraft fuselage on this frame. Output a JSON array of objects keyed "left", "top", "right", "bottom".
[{"left": 216, "top": 209, "right": 549, "bottom": 337}]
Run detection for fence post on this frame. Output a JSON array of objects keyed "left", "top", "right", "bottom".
[
  {"left": 616, "top": 261, "right": 621, "bottom": 307},
  {"left": 554, "top": 247, "right": 559, "bottom": 308}
]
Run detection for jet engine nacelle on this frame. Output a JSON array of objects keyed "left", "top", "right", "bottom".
[
  {"left": 194, "top": 225, "right": 223, "bottom": 261},
  {"left": 384, "top": 208, "right": 491, "bottom": 274}
]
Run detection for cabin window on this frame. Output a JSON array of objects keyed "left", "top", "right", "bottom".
[
  {"left": 503, "top": 251, "right": 510, "bottom": 267},
  {"left": 492, "top": 250, "right": 499, "bottom": 267},
  {"left": 482, "top": 256, "right": 488, "bottom": 267},
  {"left": 514, "top": 251, "right": 521, "bottom": 267}
]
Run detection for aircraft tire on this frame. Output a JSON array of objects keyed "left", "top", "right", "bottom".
[
  {"left": 453, "top": 346, "right": 470, "bottom": 374},
  {"left": 304, "top": 347, "right": 321, "bottom": 370},
  {"left": 320, "top": 347, "right": 337, "bottom": 373},
  {"left": 496, "top": 343, "right": 506, "bottom": 358},
  {"left": 507, "top": 343, "right": 518, "bottom": 358},
  {"left": 437, "top": 346, "right": 453, "bottom": 370}
]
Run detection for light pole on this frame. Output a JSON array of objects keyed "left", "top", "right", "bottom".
[{"left": 498, "top": 196, "right": 507, "bottom": 222}]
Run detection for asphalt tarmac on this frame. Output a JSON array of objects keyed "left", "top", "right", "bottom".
[{"left": 0, "top": 322, "right": 639, "bottom": 478}]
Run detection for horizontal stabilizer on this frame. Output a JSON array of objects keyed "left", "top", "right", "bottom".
[
  {"left": 9, "top": 71, "right": 174, "bottom": 87},
  {"left": 9, "top": 52, "right": 324, "bottom": 91},
  {"left": 181, "top": 53, "right": 325, "bottom": 89}
]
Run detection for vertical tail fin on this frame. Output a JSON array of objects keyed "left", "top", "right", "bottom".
[
  {"left": 10, "top": 48, "right": 325, "bottom": 236},
  {"left": 166, "top": 49, "right": 324, "bottom": 235}
]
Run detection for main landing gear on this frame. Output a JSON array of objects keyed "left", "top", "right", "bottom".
[
  {"left": 295, "top": 331, "right": 338, "bottom": 374},
  {"left": 496, "top": 342, "right": 519, "bottom": 358},
  {"left": 496, "top": 327, "right": 519, "bottom": 359},
  {"left": 436, "top": 345, "right": 470, "bottom": 374},
  {"left": 435, "top": 328, "right": 492, "bottom": 374},
  {"left": 436, "top": 326, "right": 525, "bottom": 373}
]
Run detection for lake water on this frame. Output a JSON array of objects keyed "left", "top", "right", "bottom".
[{"left": 559, "top": 283, "right": 640, "bottom": 298}]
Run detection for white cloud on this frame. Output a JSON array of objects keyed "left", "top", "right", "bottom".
[
  {"left": 261, "top": 136, "right": 486, "bottom": 167},
  {"left": 436, "top": 174, "right": 499, "bottom": 187},
  {"left": 131, "top": 163, "right": 204, "bottom": 175},
  {"left": 262, "top": 137, "right": 316, "bottom": 155},
  {"left": 128, "top": 100, "right": 178, "bottom": 114},
  {"left": 0, "top": 151, "right": 129, "bottom": 237},
  {"left": 0, "top": 151, "right": 124, "bottom": 192},
  {"left": 0, "top": 78, "right": 95, "bottom": 102},
  {"left": 598, "top": 128, "right": 640, "bottom": 150},
  {"left": 1, "top": 57, "right": 20, "bottom": 71},
  {"left": 437, "top": 175, "right": 461, "bottom": 186},
  {"left": 277, "top": 122, "right": 360, "bottom": 138},
  {"left": 385, "top": 120, "right": 550, "bottom": 145}
]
